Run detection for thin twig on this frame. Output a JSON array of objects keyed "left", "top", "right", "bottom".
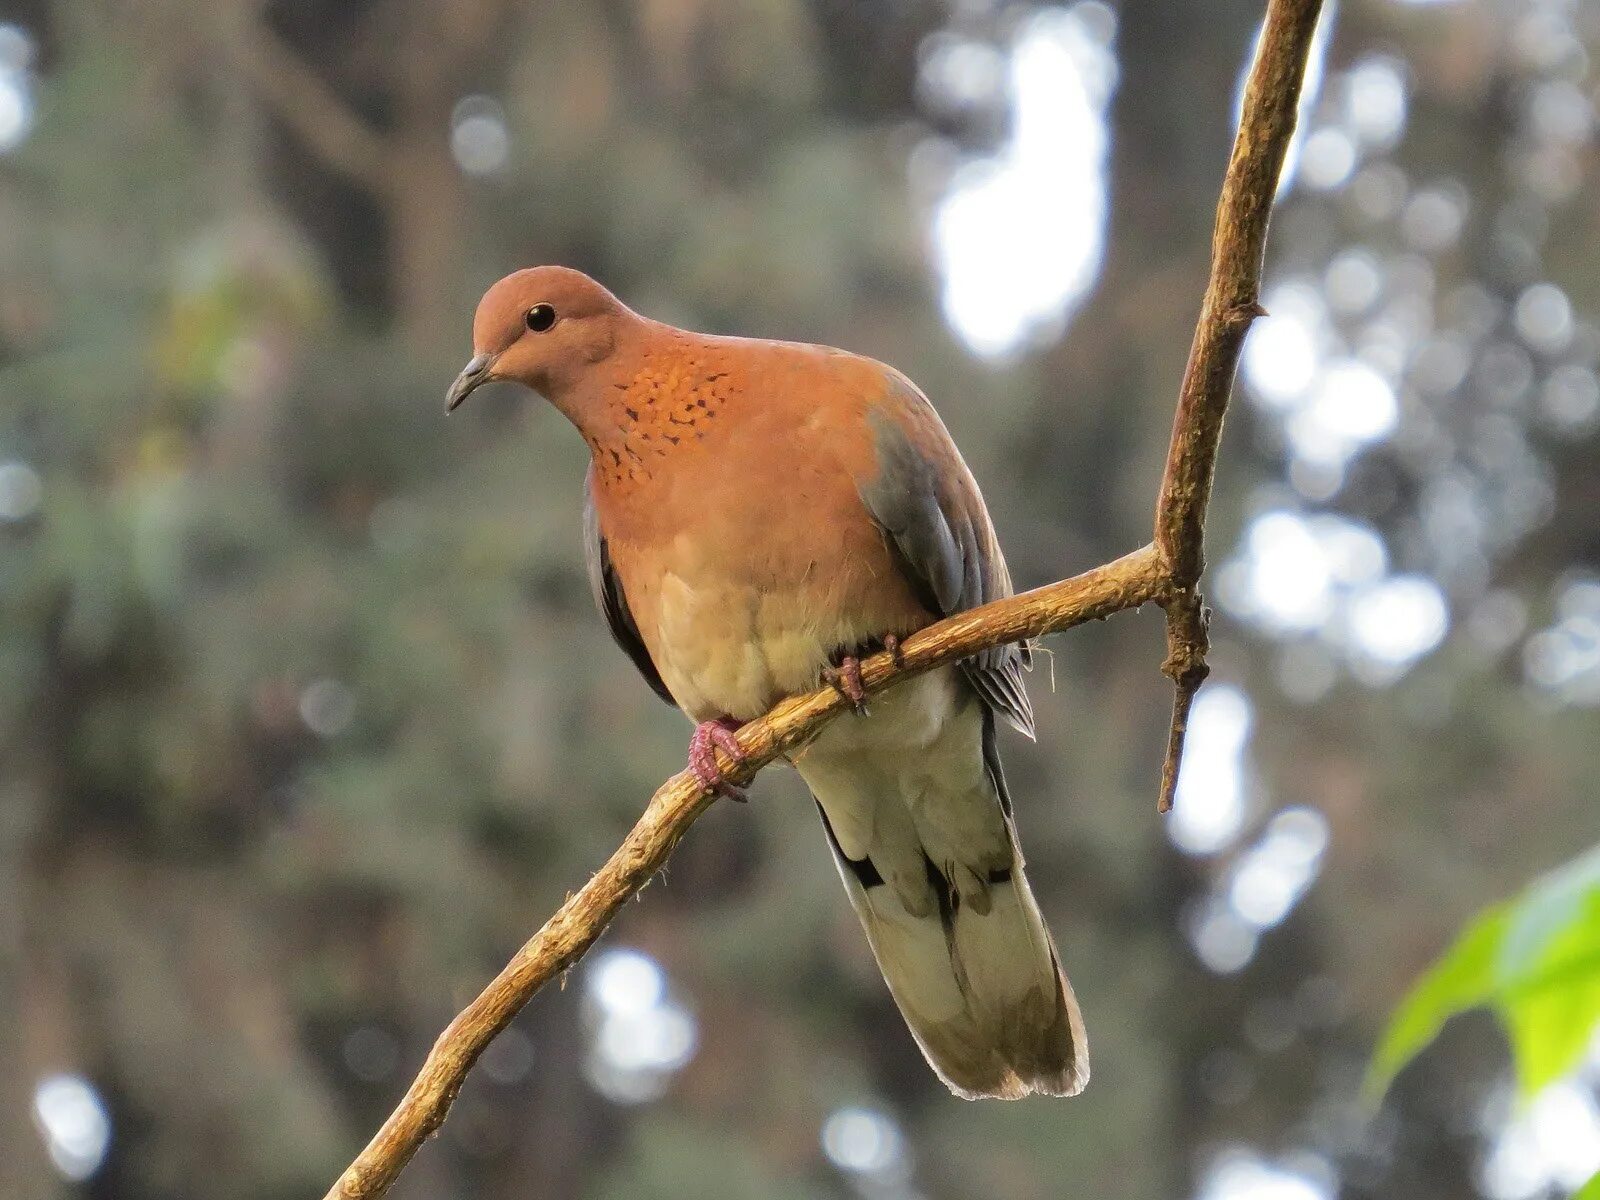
[
  {"left": 1153, "top": 0, "right": 1324, "bottom": 811},
  {"left": 1157, "top": 588, "right": 1210, "bottom": 814},
  {"left": 322, "top": 2, "right": 1324, "bottom": 1194}
]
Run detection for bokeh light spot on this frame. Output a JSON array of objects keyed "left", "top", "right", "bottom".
[
  {"left": 0, "top": 460, "right": 43, "bottom": 521},
  {"left": 32, "top": 1074, "right": 111, "bottom": 1182},
  {"left": 1344, "top": 575, "right": 1450, "bottom": 670},
  {"left": 0, "top": 23, "right": 33, "bottom": 154},
  {"left": 1170, "top": 685, "right": 1254, "bottom": 856},
  {"left": 821, "top": 1106, "right": 908, "bottom": 1178},
  {"left": 932, "top": 5, "right": 1117, "bottom": 358},
  {"left": 451, "top": 95, "right": 510, "bottom": 177},
  {"left": 582, "top": 948, "right": 697, "bottom": 1104}
]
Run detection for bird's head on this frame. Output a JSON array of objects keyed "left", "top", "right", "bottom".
[{"left": 446, "top": 266, "right": 632, "bottom": 412}]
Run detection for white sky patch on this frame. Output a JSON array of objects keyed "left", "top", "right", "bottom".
[
  {"left": 1239, "top": 54, "right": 1422, "bottom": 490},
  {"left": 1529, "top": 78, "right": 1593, "bottom": 145},
  {"left": 0, "top": 23, "right": 34, "bottom": 154},
  {"left": 932, "top": 5, "right": 1117, "bottom": 359},
  {"left": 32, "top": 1074, "right": 111, "bottom": 1182},
  {"left": 1187, "top": 896, "right": 1260, "bottom": 974},
  {"left": 1343, "top": 575, "right": 1450, "bottom": 672},
  {"left": 1227, "top": 807, "right": 1329, "bottom": 930},
  {"left": 1287, "top": 359, "right": 1400, "bottom": 467},
  {"left": 1184, "top": 802, "right": 1332, "bottom": 972},
  {"left": 1195, "top": 1148, "right": 1336, "bottom": 1200},
  {"left": 1344, "top": 56, "right": 1409, "bottom": 150},
  {"left": 1299, "top": 127, "right": 1358, "bottom": 191},
  {"left": 1220, "top": 511, "right": 1343, "bottom": 633},
  {"left": 588, "top": 947, "right": 664, "bottom": 1014},
  {"left": 0, "top": 76, "right": 27, "bottom": 151},
  {"left": 1171, "top": 692, "right": 1336, "bottom": 973},
  {"left": 1480, "top": 1080, "right": 1600, "bottom": 1200},
  {"left": 1221, "top": 37, "right": 1463, "bottom": 694},
  {"left": 1242, "top": 278, "right": 1405, "bottom": 481},
  {"left": 1245, "top": 283, "right": 1330, "bottom": 409},
  {"left": 1219, "top": 509, "right": 1450, "bottom": 683},
  {"left": 1170, "top": 685, "right": 1255, "bottom": 856}
]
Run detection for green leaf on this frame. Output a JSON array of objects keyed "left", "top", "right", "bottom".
[
  {"left": 1367, "top": 844, "right": 1600, "bottom": 1105},
  {"left": 1575, "top": 1171, "right": 1600, "bottom": 1200},
  {"left": 1498, "top": 845, "right": 1600, "bottom": 982},
  {"left": 1365, "top": 902, "right": 1510, "bottom": 1103},
  {"left": 1498, "top": 884, "right": 1600, "bottom": 1096}
]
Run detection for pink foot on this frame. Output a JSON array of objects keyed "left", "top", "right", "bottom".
[
  {"left": 822, "top": 654, "right": 868, "bottom": 712},
  {"left": 688, "top": 718, "right": 746, "bottom": 800}
]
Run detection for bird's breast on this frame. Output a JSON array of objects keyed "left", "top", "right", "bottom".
[
  {"left": 588, "top": 343, "right": 934, "bottom": 722},
  {"left": 607, "top": 486, "right": 927, "bottom": 723}
]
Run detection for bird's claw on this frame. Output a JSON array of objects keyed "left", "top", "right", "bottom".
[
  {"left": 882, "top": 633, "right": 905, "bottom": 668},
  {"left": 823, "top": 655, "right": 869, "bottom": 714},
  {"left": 688, "top": 718, "right": 747, "bottom": 801}
]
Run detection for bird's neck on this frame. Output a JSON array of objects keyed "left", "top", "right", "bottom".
[{"left": 561, "top": 326, "right": 738, "bottom": 494}]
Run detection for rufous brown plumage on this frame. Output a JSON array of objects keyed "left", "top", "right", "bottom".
[{"left": 449, "top": 266, "right": 1087, "bottom": 1099}]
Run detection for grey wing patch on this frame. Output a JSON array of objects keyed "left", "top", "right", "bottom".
[
  {"left": 859, "top": 400, "right": 1035, "bottom": 740},
  {"left": 859, "top": 412, "right": 965, "bottom": 615},
  {"left": 583, "top": 469, "right": 674, "bottom": 705}
]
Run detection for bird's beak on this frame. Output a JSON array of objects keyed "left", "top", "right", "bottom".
[{"left": 446, "top": 352, "right": 498, "bottom": 412}]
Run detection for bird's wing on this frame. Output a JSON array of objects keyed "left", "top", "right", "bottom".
[
  {"left": 583, "top": 465, "right": 674, "bottom": 705},
  {"left": 857, "top": 371, "right": 1035, "bottom": 740}
]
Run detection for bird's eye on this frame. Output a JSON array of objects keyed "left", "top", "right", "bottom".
[{"left": 525, "top": 304, "right": 557, "bottom": 333}]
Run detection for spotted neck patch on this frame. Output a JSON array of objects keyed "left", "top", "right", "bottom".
[{"left": 587, "top": 351, "right": 736, "bottom": 487}]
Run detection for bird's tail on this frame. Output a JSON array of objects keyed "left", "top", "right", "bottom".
[{"left": 806, "top": 777, "right": 1088, "bottom": 1100}]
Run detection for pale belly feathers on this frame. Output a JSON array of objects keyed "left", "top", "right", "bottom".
[{"left": 650, "top": 540, "right": 914, "bottom": 725}]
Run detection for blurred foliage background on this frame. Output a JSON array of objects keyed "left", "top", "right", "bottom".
[{"left": 1, "top": 1, "right": 1598, "bottom": 1198}]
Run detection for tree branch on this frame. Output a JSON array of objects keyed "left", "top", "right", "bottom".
[
  {"left": 323, "top": 546, "right": 1165, "bottom": 1200},
  {"left": 1153, "top": 0, "right": 1324, "bottom": 811},
  {"left": 233, "top": 14, "right": 393, "bottom": 192},
  {"left": 322, "top": 1, "right": 1324, "bottom": 1194}
]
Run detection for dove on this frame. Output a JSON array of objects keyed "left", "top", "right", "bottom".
[{"left": 448, "top": 266, "right": 1087, "bottom": 1099}]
